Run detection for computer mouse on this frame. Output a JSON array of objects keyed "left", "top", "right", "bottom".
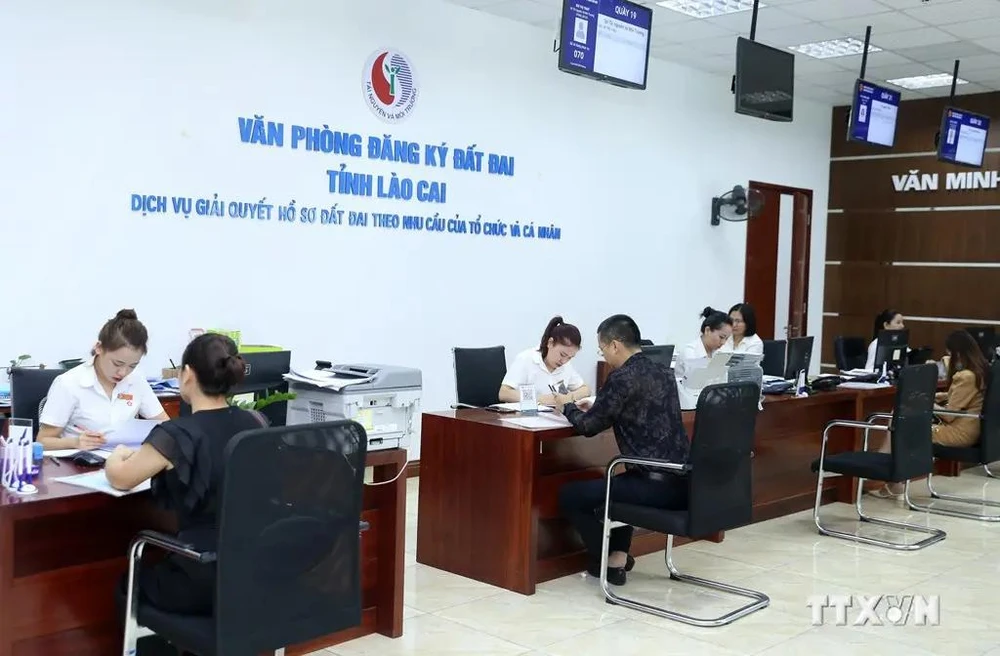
[{"left": 71, "top": 451, "right": 106, "bottom": 467}]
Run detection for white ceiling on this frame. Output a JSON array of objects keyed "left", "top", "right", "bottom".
[{"left": 444, "top": 0, "right": 1000, "bottom": 106}]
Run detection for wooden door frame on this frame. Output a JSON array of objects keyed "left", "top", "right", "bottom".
[{"left": 746, "top": 181, "right": 814, "bottom": 339}]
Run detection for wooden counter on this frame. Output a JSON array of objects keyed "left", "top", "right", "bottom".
[
  {"left": 415, "top": 385, "right": 921, "bottom": 596},
  {"left": 0, "top": 411, "right": 405, "bottom": 655}
]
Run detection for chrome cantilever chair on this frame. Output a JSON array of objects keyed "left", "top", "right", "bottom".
[
  {"left": 811, "top": 363, "right": 946, "bottom": 551},
  {"left": 122, "top": 420, "right": 370, "bottom": 656},
  {"left": 904, "top": 360, "right": 1000, "bottom": 521},
  {"left": 599, "top": 382, "right": 769, "bottom": 627}
]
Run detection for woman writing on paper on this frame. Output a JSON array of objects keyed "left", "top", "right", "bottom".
[
  {"left": 721, "top": 303, "right": 763, "bottom": 355},
  {"left": 37, "top": 309, "right": 170, "bottom": 450},
  {"left": 498, "top": 316, "right": 590, "bottom": 406},
  {"left": 104, "top": 333, "right": 266, "bottom": 631}
]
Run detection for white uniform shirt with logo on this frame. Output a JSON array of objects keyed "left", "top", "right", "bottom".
[
  {"left": 501, "top": 348, "right": 585, "bottom": 397},
  {"left": 38, "top": 359, "right": 164, "bottom": 438},
  {"left": 721, "top": 333, "right": 764, "bottom": 356}
]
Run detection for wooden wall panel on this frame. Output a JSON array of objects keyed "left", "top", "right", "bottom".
[
  {"left": 823, "top": 90, "right": 1000, "bottom": 365},
  {"left": 829, "top": 153, "right": 1000, "bottom": 212},
  {"left": 830, "top": 92, "right": 1000, "bottom": 158},
  {"left": 823, "top": 263, "right": 888, "bottom": 316},
  {"left": 886, "top": 267, "right": 1000, "bottom": 321},
  {"left": 827, "top": 211, "right": 1000, "bottom": 263}
]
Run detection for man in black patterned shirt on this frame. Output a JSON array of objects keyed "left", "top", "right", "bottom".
[{"left": 554, "top": 314, "right": 689, "bottom": 586}]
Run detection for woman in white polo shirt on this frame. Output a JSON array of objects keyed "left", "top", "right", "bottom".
[
  {"left": 37, "top": 309, "right": 170, "bottom": 450},
  {"left": 498, "top": 316, "right": 590, "bottom": 406},
  {"left": 721, "top": 302, "right": 764, "bottom": 355}
]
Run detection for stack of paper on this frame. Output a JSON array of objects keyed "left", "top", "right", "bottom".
[
  {"left": 284, "top": 368, "right": 373, "bottom": 391},
  {"left": 54, "top": 471, "right": 150, "bottom": 497}
]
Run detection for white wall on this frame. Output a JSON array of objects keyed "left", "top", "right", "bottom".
[{"left": 1, "top": 0, "right": 832, "bottom": 459}]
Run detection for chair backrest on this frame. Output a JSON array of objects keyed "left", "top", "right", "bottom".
[
  {"left": 761, "top": 340, "right": 786, "bottom": 378},
  {"left": 452, "top": 346, "right": 507, "bottom": 407},
  {"left": 686, "top": 382, "right": 760, "bottom": 537},
  {"left": 890, "top": 363, "right": 938, "bottom": 480},
  {"left": 10, "top": 367, "right": 64, "bottom": 429},
  {"left": 214, "top": 420, "right": 368, "bottom": 655},
  {"left": 979, "top": 361, "right": 1000, "bottom": 463},
  {"left": 834, "top": 336, "right": 868, "bottom": 370}
]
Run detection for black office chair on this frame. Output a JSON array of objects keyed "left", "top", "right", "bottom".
[
  {"left": 834, "top": 336, "right": 867, "bottom": 371},
  {"left": 811, "top": 363, "right": 945, "bottom": 550},
  {"left": 905, "top": 360, "right": 1000, "bottom": 521},
  {"left": 452, "top": 346, "right": 507, "bottom": 408},
  {"left": 10, "top": 367, "right": 63, "bottom": 428},
  {"left": 761, "top": 340, "right": 786, "bottom": 378},
  {"left": 123, "top": 420, "right": 369, "bottom": 655},
  {"left": 599, "top": 382, "right": 768, "bottom": 626}
]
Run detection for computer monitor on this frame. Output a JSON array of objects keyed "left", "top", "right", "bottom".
[
  {"left": 641, "top": 344, "right": 674, "bottom": 370},
  {"left": 966, "top": 326, "right": 997, "bottom": 362},
  {"left": 762, "top": 339, "right": 787, "bottom": 378},
  {"left": 180, "top": 350, "right": 292, "bottom": 425},
  {"left": 873, "top": 330, "right": 909, "bottom": 372},
  {"left": 783, "top": 336, "right": 814, "bottom": 380}
]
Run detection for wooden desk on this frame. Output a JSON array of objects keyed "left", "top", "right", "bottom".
[
  {"left": 416, "top": 387, "right": 923, "bottom": 596},
  {"left": 416, "top": 411, "right": 722, "bottom": 596},
  {"left": 0, "top": 451, "right": 406, "bottom": 656}
]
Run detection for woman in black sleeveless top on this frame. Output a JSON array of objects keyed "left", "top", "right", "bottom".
[{"left": 105, "top": 333, "right": 266, "bottom": 626}]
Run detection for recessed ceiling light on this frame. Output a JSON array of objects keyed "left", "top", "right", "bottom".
[
  {"left": 886, "top": 73, "right": 968, "bottom": 90},
  {"left": 655, "top": 0, "right": 764, "bottom": 19},
  {"left": 789, "top": 38, "right": 881, "bottom": 60}
]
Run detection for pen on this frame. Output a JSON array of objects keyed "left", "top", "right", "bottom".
[
  {"left": 49, "top": 456, "right": 61, "bottom": 467},
  {"left": 169, "top": 359, "right": 177, "bottom": 368}
]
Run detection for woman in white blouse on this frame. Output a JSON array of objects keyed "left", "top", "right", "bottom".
[
  {"left": 498, "top": 316, "right": 591, "bottom": 406},
  {"left": 675, "top": 307, "right": 733, "bottom": 386},
  {"left": 721, "top": 302, "right": 764, "bottom": 356},
  {"left": 865, "top": 309, "right": 906, "bottom": 371}
]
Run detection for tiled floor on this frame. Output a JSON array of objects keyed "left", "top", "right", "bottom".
[{"left": 322, "top": 471, "right": 1000, "bottom": 656}]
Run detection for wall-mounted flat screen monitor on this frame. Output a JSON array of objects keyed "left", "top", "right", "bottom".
[
  {"left": 847, "top": 79, "right": 901, "bottom": 147},
  {"left": 734, "top": 37, "right": 795, "bottom": 122},
  {"left": 558, "top": 0, "right": 652, "bottom": 90},
  {"left": 937, "top": 107, "right": 990, "bottom": 168}
]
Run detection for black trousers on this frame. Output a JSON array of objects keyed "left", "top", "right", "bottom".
[{"left": 559, "top": 471, "right": 688, "bottom": 561}]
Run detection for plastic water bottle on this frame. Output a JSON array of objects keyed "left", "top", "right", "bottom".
[{"left": 795, "top": 369, "right": 809, "bottom": 398}]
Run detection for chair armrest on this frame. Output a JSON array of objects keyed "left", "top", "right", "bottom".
[
  {"left": 825, "top": 419, "right": 891, "bottom": 432},
  {"left": 359, "top": 520, "right": 370, "bottom": 532},
  {"left": 935, "top": 409, "right": 980, "bottom": 420},
  {"left": 132, "top": 530, "right": 217, "bottom": 564},
  {"left": 605, "top": 455, "right": 691, "bottom": 474}
]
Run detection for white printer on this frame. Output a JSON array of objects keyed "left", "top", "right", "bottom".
[{"left": 285, "top": 362, "right": 421, "bottom": 451}]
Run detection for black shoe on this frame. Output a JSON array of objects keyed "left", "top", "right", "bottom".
[
  {"left": 625, "top": 554, "right": 635, "bottom": 572},
  {"left": 587, "top": 560, "right": 627, "bottom": 586}
]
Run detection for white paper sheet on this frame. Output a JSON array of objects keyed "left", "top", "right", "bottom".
[
  {"left": 840, "top": 382, "right": 892, "bottom": 390},
  {"left": 53, "top": 471, "right": 151, "bottom": 497},
  {"left": 501, "top": 415, "right": 569, "bottom": 429},
  {"left": 490, "top": 402, "right": 553, "bottom": 413},
  {"left": 44, "top": 449, "right": 82, "bottom": 458},
  {"left": 102, "top": 419, "right": 163, "bottom": 447}
]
